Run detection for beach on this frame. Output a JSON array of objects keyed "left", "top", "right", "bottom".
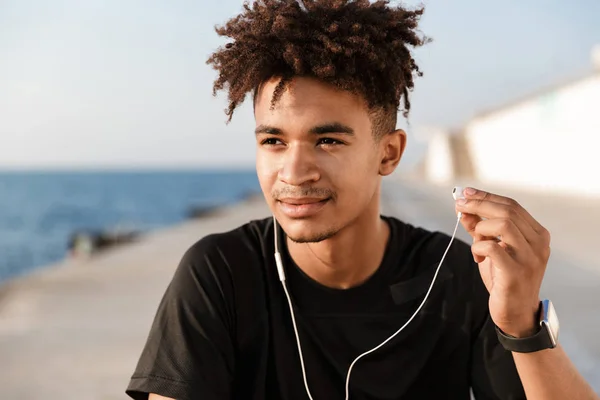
[{"left": 1, "top": 179, "right": 598, "bottom": 399}]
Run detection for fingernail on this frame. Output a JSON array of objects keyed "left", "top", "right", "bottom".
[
  {"left": 457, "top": 198, "right": 467, "bottom": 205},
  {"left": 465, "top": 187, "right": 477, "bottom": 195}
]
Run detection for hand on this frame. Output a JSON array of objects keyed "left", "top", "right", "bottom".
[{"left": 455, "top": 187, "right": 551, "bottom": 338}]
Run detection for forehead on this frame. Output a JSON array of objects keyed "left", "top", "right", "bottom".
[{"left": 254, "top": 77, "right": 371, "bottom": 129}]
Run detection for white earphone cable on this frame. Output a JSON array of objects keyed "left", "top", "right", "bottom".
[
  {"left": 274, "top": 218, "right": 315, "bottom": 400},
  {"left": 343, "top": 213, "right": 461, "bottom": 399},
  {"left": 273, "top": 213, "right": 462, "bottom": 400}
]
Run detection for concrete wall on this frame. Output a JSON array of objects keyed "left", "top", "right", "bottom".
[{"left": 464, "top": 73, "right": 600, "bottom": 196}]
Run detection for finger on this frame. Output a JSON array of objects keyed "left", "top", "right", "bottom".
[
  {"left": 460, "top": 188, "right": 546, "bottom": 236},
  {"left": 474, "top": 219, "right": 534, "bottom": 263},
  {"left": 456, "top": 197, "right": 540, "bottom": 245},
  {"left": 474, "top": 218, "right": 527, "bottom": 247},
  {"left": 457, "top": 212, "right": 493, "bottom": 263},
  {"left": 471, "top": 239, "right": 515, "bottom": 270},
  {"left": 457, "top": 210, "right": 481, "bottom": 239},
  {"left": 461, "top": 213, "right": 486, "bottom": 263}
]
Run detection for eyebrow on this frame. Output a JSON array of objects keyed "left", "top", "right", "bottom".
[{"left": 254, "top": 122, "right": 355, "bottom": 136}]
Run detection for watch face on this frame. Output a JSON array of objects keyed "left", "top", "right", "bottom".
[{"left": 542, "top": 299, "right": 559, "bottom": 347}]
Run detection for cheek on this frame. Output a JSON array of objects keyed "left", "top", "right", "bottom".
[
  {"left": 332, "top": 145, "right": 379, "bottom": 174},
  {"left": 256, "top": 155, "right": 277, "bottom": 195},
  {"left": 322, "top": 150, "right": 378, "bottom": 196}
]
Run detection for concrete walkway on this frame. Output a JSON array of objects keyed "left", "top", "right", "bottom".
[
  {"left": 0, "top": 180, "right": 598, "bottom": 399},
  {"left": 0, "top": 197, "right": 272, "bottom": 400}
]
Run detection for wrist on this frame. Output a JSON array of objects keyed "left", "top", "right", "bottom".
[
  {"left": 495, "top": 299, "right": 560, "bottom": 353},
  {"left": 497, "top": 302, "right": 541, "bottom": 338}
]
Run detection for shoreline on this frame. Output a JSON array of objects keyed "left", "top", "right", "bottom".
[
  {"left": 0, "top": 195, "right": 262, "bottom": 320},
  {"left": 0, "top": 191, "right": 263, "bottom": 291},
  {"left": 0, "top": 169, "right": 261, "bottom": 290}
]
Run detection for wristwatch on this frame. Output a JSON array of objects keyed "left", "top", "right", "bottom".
[{"left": 495, "top": 299, "right": 560, "bottom": 353}]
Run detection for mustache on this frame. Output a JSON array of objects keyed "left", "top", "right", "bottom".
[{"left": 272, "top": 187, "right": 336, "bottom": 201}]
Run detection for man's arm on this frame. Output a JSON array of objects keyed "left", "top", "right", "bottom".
[
  {"left": 513, "top": 345, "right": 598, "bottom": 399},
  {"left": 456, "top": 187, "right": 599, "bottom": 399}
]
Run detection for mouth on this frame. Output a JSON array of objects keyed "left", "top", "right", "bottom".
[{"left": 277, "top": 198, "right": 330, "bottom": 218}]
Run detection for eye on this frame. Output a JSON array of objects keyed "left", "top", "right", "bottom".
[
  {"left": 317, "top": 137, "right": 342, "bottom": 146},
  {"left": 261, "top": 138, "right": 283, "bottom": 146}
]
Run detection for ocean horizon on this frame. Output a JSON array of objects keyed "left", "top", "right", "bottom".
[{"left": 0, "top": 169, "right": 261, "bottom": 284}]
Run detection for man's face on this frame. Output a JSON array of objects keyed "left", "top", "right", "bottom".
[{"left": 254, "top": 76, "right": 403, "bottom": 243}]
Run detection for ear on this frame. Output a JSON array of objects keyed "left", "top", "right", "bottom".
[{"left": 379, "top": 129, "right": 406, "bottom": 176}]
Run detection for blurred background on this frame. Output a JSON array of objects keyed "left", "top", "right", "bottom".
[{"left": 1, "top": 0, "right": 599, "bottom": 398}]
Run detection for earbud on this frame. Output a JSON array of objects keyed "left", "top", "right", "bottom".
[
  {"left": 452, "top": 187, "right": 464, "bottom": 219},
  {"left": 452, "top": 186, "right": 465, "bottom": 201}
]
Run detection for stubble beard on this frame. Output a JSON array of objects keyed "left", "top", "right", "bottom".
[{"left": 286, "top": 226, "right": 340, "bottom": 243}]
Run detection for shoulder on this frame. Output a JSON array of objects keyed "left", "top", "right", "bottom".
[
  {"left": 180, "top": 216, "right": 272, "bottom": 272},
  {"left": 184, "top": 216, "right": 272, "bottom": 256},
  {"left": 164, "top": 217, "right": 273, "bottom": 334},
  {"left": 168, "top": 216, "right": 273, "bottom": 304}
]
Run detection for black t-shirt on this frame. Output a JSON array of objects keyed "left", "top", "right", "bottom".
[{"left": 126, "top": 216, "right": 526, "bottom": 399}]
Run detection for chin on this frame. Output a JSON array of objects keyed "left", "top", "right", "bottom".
[{"left": 280, "top": 218, "right": 339, "bottom": 243}]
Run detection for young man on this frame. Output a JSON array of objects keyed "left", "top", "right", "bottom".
[{"left": 126, "top": 1, "right": 598, "bottom": 399}]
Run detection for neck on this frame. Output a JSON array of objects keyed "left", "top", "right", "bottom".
[{"left": 286, "top": 196, "right": 390, "bottom": 290}]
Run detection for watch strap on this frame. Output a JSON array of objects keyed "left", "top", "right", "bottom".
[{"left": 495, "top": 323, "right": 555, "bottom": 353}]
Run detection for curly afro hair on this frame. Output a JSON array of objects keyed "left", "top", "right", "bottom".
[{"left": 206, "top": 0, "right": 430, "bottom": 136}]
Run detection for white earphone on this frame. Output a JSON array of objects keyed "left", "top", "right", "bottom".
[
  {"left": 273, "top": 187, "right": 464, "bottom": 400},
  {"left": 452, "top": 186, "right": 465, "bottom": 219}
]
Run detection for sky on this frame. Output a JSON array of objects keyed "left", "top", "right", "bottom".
[{"left": 1, "top": 0, "right": 599, "bottom": 170}]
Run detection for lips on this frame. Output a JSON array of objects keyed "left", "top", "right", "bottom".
[{"left": 277, "top": 198, "right": 329, "bottom": 218}]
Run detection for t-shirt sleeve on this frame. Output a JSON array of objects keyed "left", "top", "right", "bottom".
[
  {"left": 468, "top": 257, "right": 527, "bottom": 400},
  {"left": 126, "top": 235, "right": 237, "bottom": 400}
]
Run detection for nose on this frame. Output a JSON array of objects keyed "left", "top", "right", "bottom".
[{"left": 278, "top": 143, "right": 320, "bottom": 186}]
